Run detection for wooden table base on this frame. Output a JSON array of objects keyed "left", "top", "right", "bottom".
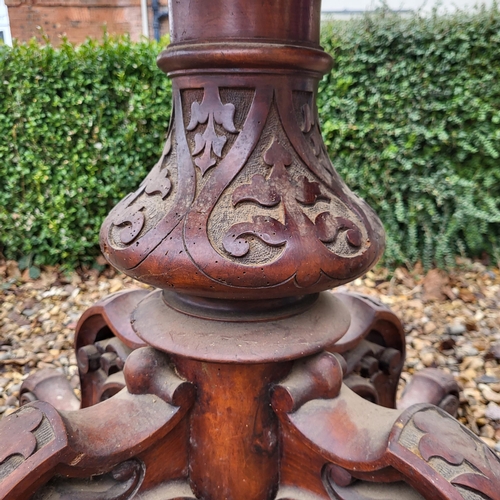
[
  {"left": 1, "top": 292, "right": 498, "bottom": 500},
  {"left": 1, "top": 1, "right": 500, "bottom": 498}
]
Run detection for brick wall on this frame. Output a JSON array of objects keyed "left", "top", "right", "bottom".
[{"left": 5, "top": 0, "right": 169, "bottom": 45}]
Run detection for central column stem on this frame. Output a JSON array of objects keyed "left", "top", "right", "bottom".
[
  {"left": 99, "top": 0, "right": 383, "bottom": 495},
  {"left": 175, "top": 358, "right": 290, "bottom": 500}
]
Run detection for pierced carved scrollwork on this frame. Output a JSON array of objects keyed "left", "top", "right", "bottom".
[
  {"left": 340, "top": 339, "right": 402, "bottom": 408},
  {"left": 33, "top": 459, "right": 144, "bottom": 500},
  {"left": 327, "top": 292, "right": 406, "bottom": 409},
  {"left": 77, "top": 335, "right": 130, "bottom": 405}
]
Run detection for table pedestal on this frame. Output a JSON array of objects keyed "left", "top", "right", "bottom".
[{"left": 1, "top": 1, "right": 499, "bottom": 499}]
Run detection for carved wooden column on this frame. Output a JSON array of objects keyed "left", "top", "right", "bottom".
[
  {"left": 100, "top": 0, "right": 384, "bottom": 297},
  {"left": 1, "top": 1, "right": 500, "bottom": 499}
]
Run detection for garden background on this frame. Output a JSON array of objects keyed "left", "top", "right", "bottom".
[{"left": 0, "top": 7, "right": 499, "bottom": 275}]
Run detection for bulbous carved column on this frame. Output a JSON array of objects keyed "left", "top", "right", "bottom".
[{"left": 99, "top": 0, "right": 385, "bottom": 302}]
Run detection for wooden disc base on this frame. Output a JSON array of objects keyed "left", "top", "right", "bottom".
[{"left": 132, "top": 290, "right": 350, "bottom": 363}]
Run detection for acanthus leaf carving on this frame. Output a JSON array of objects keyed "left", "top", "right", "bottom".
[
  {"left": 222, "top": 216, "right": 288, "bottom": 258},
  {"left": 224, "top": 138, "right": 363, "bottom": 262},
  {"left": 0, "top": 407, "right": 43, "bottom": 464},
  {"left": 143, "top": 138, "right": 172, "bottom": 199},
  {"left": 264, "top": 140, "right": 292, "bottom": 167},
  {"left": 187, "top": 85, "right": 237, "bottom": 175},
  {"left": 111, "top": 135, "right": 173, "bottom": 246},
  {"left": 230, "top": 140, "right": 291, "bottom": 208},
  {"left": 315, "top": 213, "right": 362, "bottom": 248},
  {"left": 294, "top": 176, "right": 329, "bottom": 205},
  {"left": 232, "top": 174, "right": 281, "bottom": 207},
  {"left": 144, "top": 173, "right": 172, "bottom": 200}
]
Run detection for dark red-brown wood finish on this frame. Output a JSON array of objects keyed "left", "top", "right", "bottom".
[{"left": 1, "top": 1, "right": 499, "bottom": 499}]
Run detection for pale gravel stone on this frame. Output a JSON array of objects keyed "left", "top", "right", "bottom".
[{"left": 1, "top": 258, "right": 499, "bottom": 456}]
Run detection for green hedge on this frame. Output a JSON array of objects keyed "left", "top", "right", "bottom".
[
  {"left": 1, "top": 9, "right": 499, "bottom": 269},
  {"left": 319, "top": 8, "right": 500, "bottom": 267},
  {"left": 0, "top": 35, "right": 171, "bottom": 269}
]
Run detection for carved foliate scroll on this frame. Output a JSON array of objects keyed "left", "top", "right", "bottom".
[
  {"left": 221, "top": 139, "right": 362, "bottom": 264},
  {"left": 389, "top": 405, "right": 500, "bottom": 499},
  {"left": 107, "top": 133, "right": 175, "bottom": 249},
  {"left": 0, "top": 407, "right": 43, "bottom": 468},
  {"left": 100, "top": 74, "right": 384, "bottom": 298},
  {"left": 0, "top": 403, "right": 68, "bottom": 500},
  {"left": 186, "top": 84, "right": 238, "bottom": 175},
  {"left": 198, "top": 93, "right": 378, "bottom": 291}
]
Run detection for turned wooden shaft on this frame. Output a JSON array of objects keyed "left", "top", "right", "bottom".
[
  {"left": 175, "top": 358, "right": 290, "bottom": 500},
  {"left": 169, "top": 0, "right": 322, "bottom": 46}
]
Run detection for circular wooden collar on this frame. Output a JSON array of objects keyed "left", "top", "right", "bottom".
[
  {"left": 157, "top": 43, "right": 333, "bottom": 77},
  {"left": 161, "top": 290, "right": 319, "bottom": 322},
  {"left": 131, "top": 290, "right": 350, "bottom": 363}
]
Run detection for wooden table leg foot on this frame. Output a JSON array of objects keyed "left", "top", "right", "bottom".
[
  {"left": 398, "top": 368, "right": 461, "bottom": 417},
  {"left": 275, "top": 372, "right": 500, "bottom": 500},
  {"left": 19, "top": 368, "right": 80, "bottom": 412}
]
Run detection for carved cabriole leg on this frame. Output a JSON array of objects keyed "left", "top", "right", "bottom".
[
  {"left": 387, "top": 405, "right": 500, "bottom": 499},
  {"left": 398, "top": 368, "right": 461, "bottom": 417},
  {"left": 273, "top": 353, "right": 500, "bottom": 499},
  {"left": 0, "top": 348, "right": 195, "bottom": 500},
  {"left": 19, "top": 369, "right": 80, "bottom": 411}
]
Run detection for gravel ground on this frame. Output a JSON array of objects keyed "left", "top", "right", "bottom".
[{"left": 1, "top": 257, "right": 500, "bottom": 452}]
